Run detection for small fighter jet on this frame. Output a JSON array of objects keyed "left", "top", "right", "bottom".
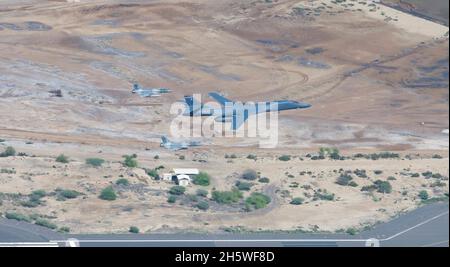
[
  {"left": 160, "top": 136, "right": 201, "bottom": 151},
  {"left": 132, "top": 83, "right": 171, "bottom": 97},
  {"left": 181, "top": 92, "right": 311, "bottom": 130}
]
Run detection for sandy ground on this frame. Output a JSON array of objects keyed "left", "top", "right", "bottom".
[{"left": 0, "top": 0, "right": 448, "bottom": 233}]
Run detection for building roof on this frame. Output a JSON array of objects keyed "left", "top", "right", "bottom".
[
  {"left": 176, "top": 174, "right": 191, "bottom": 180},
  {"left": 173, "top": 168, "right": 199, "bottom": 175}
]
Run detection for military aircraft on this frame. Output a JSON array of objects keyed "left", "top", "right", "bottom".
[
  {"left": 160, "top": 136, "right": 201, "bottom": 151},
  {"left": 182, "top": 92, "right": 311, "bottom": 130},
  {"left": 132, "top": 83, "right": 171, "bottom": 97}
]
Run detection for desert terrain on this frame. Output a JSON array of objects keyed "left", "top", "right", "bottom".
[{"left": 0, "top": 0, "right": 448, "bottom": 234}]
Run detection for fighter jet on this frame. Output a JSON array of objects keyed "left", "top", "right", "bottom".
[
  {"left": 160, "top": 136, "right": 201, "bottom": 151},
  {"left": 182, "top": 92, "right": 311, "bottom": 130},
  {"left": 132, "top": 83, "right": 171, "bottom": 97}
]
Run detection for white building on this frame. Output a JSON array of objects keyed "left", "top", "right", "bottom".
[{"left": 162, "top": 168, "right": 199, "bottom": 186}]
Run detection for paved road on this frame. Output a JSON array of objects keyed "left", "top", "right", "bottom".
[{"left": 0, "top": 202, "right": 448, "bottom": 247}]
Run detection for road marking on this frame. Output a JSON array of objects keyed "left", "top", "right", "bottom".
[
  {"left": 421, "top": 240, "right": 449, "bottom": 247},
  {"left": 382, "top": 210, "right": 449, "bottom": 241},
  {"left": 49, "top": 210, "right": 449, "bottom": 245},
  {"left": 0, "top": 242, "right": 59, "bottom": 247}
]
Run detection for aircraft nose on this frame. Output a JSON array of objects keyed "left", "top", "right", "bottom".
[{"left": 298, "top": 102, "right": 311, "bottom": 109}]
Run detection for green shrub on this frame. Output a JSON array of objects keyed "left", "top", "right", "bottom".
[
  {"left": 290, "top": 197, "right": 304, "bottom": 205},
  {"left": 179, "top": 155, "right": 185, "bottom": 160},
  {"left": 129, "top": 226, "right": 139, "bottom": 233},
  {"left": 35, "top": 218, "right": 57, "bottom": 229},
  {"left": 59, "top": 226, "right": 71, "bottom": 233},
  {"left": 418, "top": 190, "right": 429, "bottom": 200},
  {"left": 353, "top": 169, "right": 367, "bottom": 178},
  {"left": 278, "top": 155, "right": 291, "bottom": 161},
  {"left": 235, "top": 181, "right": 253, "bottom": 191},
  {"left": 123, "top": 154, "right": 138, "bottom": 168},
  {"left": 169, "top": 186, "right": 186, "bottom": 195},
  {"left": 99, "top": 186, "right": 117, "bottom": 201},
  {"left": 212, "top": 189, "right": 243, "bottom": 204},
  {"left": 247, "top": 154, "right": 257, "bottom": 160},
  {"left": 314, "top": 191, "right": 335, "bottom": 201},
  {"left": 258, "top": 177, "right": 270, "bottom": 183},
  {"left": 422, "top": 171, "right": 433, "bottom": 178},
  {"left": 146, "top": 168, "right": 159, "bottom": 179},
  {"left": 0, "top": 146, "right": 16, "bottom": 157},
  {"left": 374, "top": 180, "right": 392, "bottom": 194},
  {"left": 5, "top": 212, "right": 31, "bottom": 222},
  {"left": 361, "top": 185, "right": 378, "bottom": 192},
  {"left": 196, "top": 201, "right": 209, "bottom": 211},
  {"left": 346, "top": 228, "right": 358, "bottom": 235},
  {"left": 187, "top": 194, "right": 198, "bottom": 202},
  {"left": 387, "top": 176, "right": 397, "bottom": 181},
  {"left": 245, "top": 192, "right": 271, "bottom": 210},
  {"left": 196, "top": 189, "right": 209, "bottom": 197},
  {"left": 167, "top": 195, "right": 177, "bottom": 203},
  {"left": 242, "top": 169, "right": 258, "bottom": 180},
  {"left": 55, "top": 154, "right": 69, "bottom": 163},
  {"left": 31, "top": 190, "right": 46, "bottom": 199},
  {"left": 60, "top": 190, "right": 81, "bottom": 199},
  {"left": 336, "top": 173, "right": 353, "bottom": 186},
  {"left": 85, "top": 158, "right": 105, "bottom": 167},
  {"left": 348, "top": 181, "right": 359, "bottom": 187},
  {"left": 374, "top": 170, "right": 383, "bottom": 175},
  {"left": 193, "top": 172, "right": 211, "bottom": 186},
  {"left": 116, "top": 178, "right": 130, "bottom": 186}
]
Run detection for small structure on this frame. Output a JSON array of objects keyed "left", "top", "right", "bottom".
[
  {"left": 176, "top": 175, "right": 191, "bottom": 187},
  {"left": 162, "top": 168, "right": 199, "bottom": 186}
]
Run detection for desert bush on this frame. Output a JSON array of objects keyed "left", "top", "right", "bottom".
[
  {"left": 242, "top": 169, "right": 258, "bottom": 180},
  {"left": 193, "top": 172, "right": 211, "bottom": 186},
  {"left": 99, "top": 186, "right": 117, "bottom": 201},
  {"left": 55, "top": 154, "right": 69, "bottom": 163},
  {"left": 314, "top": 191, "right": 335, "bottom": 201},
  {"left": 5, "top": 212, "right": 31, "bottom": 222},
  {"left": 0, "top": 146, "right": 16, "bottom": 157},
  {"left": 373, "top": 170, "right": 383, "bottom": 175},
  {"left": 212, "top": 189, "right": 243, "bottom": 204},
  {"left": 123, "top": 154, "right": 138, "bottom": 168},
  {"left": 348, "top": 181, "right": 359, "bottom": 187},
  {"left": 60, "top": 190, "right": 81, "bottom": 199},
  {"left": 278, "top": 155, "right": 291, "bottom": 161},
  {"left": 59, "top": 226, "right": 71, "bottom": 233},
  {"left": 247, "top": 154, "right": 257, "bottom": 160},
  {"left": 169, "top": 186, "right": 186, "bottom": 195},
  {"left": 85, "top": 158, "right": 105, "bottom": 167},
  {"left": 387, "top": 176, "right": 397, "bottom": 181},
  {"left": 418, "top": 190, "right": 429, "bottom": 200},
  {"left": 258, "top": 177, "right": 270, "bottom": 183},
  {"left": 116, "top": 178, "right": 130, "bottom": 186},
  {"left": 167, "top": 195, "right": 177, "bottom": 203},
  {"left": 245, "top": 192, "right": 271, "bottom": 210},
  {"left": 129, "top": 226, "right": 139, "bottom": 233},
  {"left": 196, "top": 189, "right": 209, "bottom": 197},
  {"left": 374, "top": 180, "right": 392, "bottom": 194},
  {"left": 361, "top": 185, "right": 378, "bottom": 192},
  {"left": 146, "top": 169, "right": 159, "bottom": 179},
  {"left": 35, "top": 218, "right": 57, "bottom": 229},
  {"left": 235, "top": 181, "right": 253, "bottom": 191},
  {"left": 336, "top": 173, "right": 353, "bottom": 186},
  {"left": 196, "top": 201, "right": 209, "bottom": 211},
  {"left": 290, "top": 197, "right": 304, "bottom": 205}
]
